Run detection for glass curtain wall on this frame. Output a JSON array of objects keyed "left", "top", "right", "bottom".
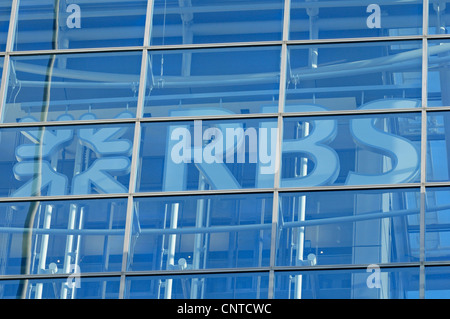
[{"left": 0, "top": 0, "right": 449, "bottom": 299}]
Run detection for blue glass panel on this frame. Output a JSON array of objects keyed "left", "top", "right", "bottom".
[
  {"left": 274, "top": 267, "right": 420, "bottom": 299},
  {"left": 0, "top": 123, "right": 134, "bottom": 197},
  {"left": 125, "top": 272, "right": 269, "bottom": 299},
  {"left": 290, "top": 0, "right": 423, "bottom": 40},
  {"left": 428, "top": 39, "right": 450, "bottom": 107},
  {"left": 277, "top": 189, "right": 421, "bottom": 267},
  {"left": 128, "top": 194, "right": 273, "bottom": 271},
  {"left": 15, "top": 0, "right": 147, "bottom": 51},
  {"left": 425, "top": 188, "right": 450, "bottom": 261},
  {"left": 144, "top": 46, "right": 281, "bottom": 117},
  {"left": 138, "top": 118, "right": 278, "bottom": 192},
  {"left": 281, "top": 113, "right": 422, "bottom": 188},
  {"left": 429, "top": 1, "right": 450, "bottom": 35},
  {"left": 426, "top": 112, "right": 450, "bottom": 182},
  {"left": 3, "top": 52, "right": 142, "bottom": 123},
  {"left": 0, "top": 276, "right": 120, "bottom": 299},
  {"left": 151, "top": 0, "right": 284, "bottom": 45},
  {"left": 285, "top": 41, "right": 422, "bottom": 112},
  {"left": 0, "top": 198, "right": 127, "bottom": 276},
  {"left": 425, "top": 266, "right": 450, "bottom": 298},
  {"left": 0, "top": 1, "right": 11, "bottom": 52}
]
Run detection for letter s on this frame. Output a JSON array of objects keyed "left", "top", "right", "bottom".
[{"left": 346, "top": 99, "right": 420, "bottom": 185}]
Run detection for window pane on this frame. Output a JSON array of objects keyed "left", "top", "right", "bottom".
[
  {"left": 0, "top": 276, "right": 120, "bottom": 299},
  {"left": 4, "top": 52, "right": 142, "bottom": 123},
  {"left": 15, "top": 0, "right": 147, "bottom": 50},
  {"left": 0, "top": 0, "right": 11, "bottom": 52},
  {"left": 125, "top": 272, "right": 269, "bottom": 299},
  {"left": 281, "top": 113, "right": 422, "bottom": 188},
  {"left": 144, "top": 46, "right": 281, "bottom": 117},
  {"left": 0, "top": 198, "right": 127, "bottom": 276},
  {"left": 137, "top": 118, "right": 278, "bottom": 192},
  {"left": 285, "top": 41, "right": 422, "bottom": 112},
  {"left": 425, "top": 266, "right": 450, "bottom": 299},
  {"left": 429, "top": 0, "right": 450, "bottom": 35},
  {"left": 274, "top": 267, "right": 420, "bottom": 299},
  {"left": 290, "top": 0, "right": 423, "bottom": 40},
  {"left": 428, "top": 39, "right": 450, "bottom": 107},
  {"left": 425, "top": 188, "right": 450, "bottom": 262},
  {"left": 427, "top": 112, "right": 450, "bottom": 182},
  {"left": 277, "top": 189, "right": 421, "bottom": 267},
  {"left": 150, "top": 0, "right": 284, "bottom": 45},
  {"left": 0, "top": 123, "right": 134, "bottom": 197},
  {"left": 128, "top": 194, "right": 273, "bottom": 271}
]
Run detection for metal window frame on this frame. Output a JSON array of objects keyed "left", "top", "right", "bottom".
[{"left": 0, "top": 0, "right": 448, "bottom": 300}]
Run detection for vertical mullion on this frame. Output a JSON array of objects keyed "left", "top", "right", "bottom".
[
  {"left": 419, "top": 0, "right": 429, "bottom": 300},
  {"left": 119, "top": 0, "right": 153, "bottom": 299},
  {"left": 268, "top": 0, "right": 291, "bottom": 300},
  {"left": 0, "top": 0, "right": 19, "bottom": 122}
]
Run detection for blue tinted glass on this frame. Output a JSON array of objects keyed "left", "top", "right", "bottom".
[
  {"left": 290, "top": 0, "right": 423, "bottom": 40},
  {"left": 3, "top": 52, "right": 141, "bottom": 123},
  {"left": 15, "top": 0, "right": 147, "bottom": 50},
  {"left": 428, "top": 39, "right": 450, "bottom": 107},
  {"left": 429, "top": 1, "right": 450, "bottom": 35},
  {"left": 0, "top": 198, "right": 127, "bottom": 276},
  {"left": 274, "top": 267, "right": 420, "bottom": 299},
  {"left": 285, "top": 41, "right": 422, "bottom": 112},
  {"left": 138, "top": 118, "right": 278, "bottom": 192},
  {"left": 128, "top": 194, "right": 273, "bottom": 271},
  {"left": 144, "top": 46, "right": 281, "bottom": 117},
  {"left": 277, "top": 189, "right": 421, "bottom": 267},
  {"left": 151, "top": 0, "right": 284, "bottom": 45},
  {"left": 425, "top": 266, "right": 450, "bottom": 298},
  {"left": 425, "top": 188, "right": 450, "bottom": 261},
  {"left": 427, "top": 112, "right": 450, "bottom": 182},
  {"left": 0, "top": 123, "right": 134, "bottom": 197},
  {"left": 0, "top": 1, "right": 11, "bottom": 52},
  {"left": 0, "top": 276, "right": 120, "bottom": 299},
  {"left": 281, "top": 113, "right": 422, "bottom": 187},
  {"left": 125, "top": 272, "right": 269, "bottom": 299}
]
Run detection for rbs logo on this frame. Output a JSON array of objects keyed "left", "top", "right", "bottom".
[{"left": 165, "top": 99, "right": 421, "bottom": 191}]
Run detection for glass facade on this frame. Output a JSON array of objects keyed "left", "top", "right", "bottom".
[{"left": 0, "top": 0, "right": 449, "bottom": 300}]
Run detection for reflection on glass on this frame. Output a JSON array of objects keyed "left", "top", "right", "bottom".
[
  {"left": 0, "top": 277, "right": 120, "bottom": 299},
  {"left": 15, "top": 0, "right": 147, "bottom": 50},
  {"left": 281, "top": 112, "right": 422, "bottom": 188},
  {"left": 426, "top": 112, "right": 450, "bottom": 182},
  {"left": 0, "top": 123, "right": 134, "bottom": 197},
  {"left": 425, "top": 188, "right": 450, "bottom": 262},
  {"left": 277, "top": 189, "right": 421, "bottom": 267},
  {"left": 138, "top": 118, "right": 278, "bottom": 192},
  {"left": 125, "top": 272, "right": 269, "bottom": 299},
  {"left": 0, "top": 1, "right": 11, "bottom": 52},
  {"left": 290, "top": 0, "right": 423, "bottom": 40},
  {"left": 429, "top": 1, "right": 450, "bottom": 35},
  {"left": 0, "top": 199, "right": 127, "bottom": 277},
  {"left": 128, "top": 194, "right": 273, "bottom": 272},
  {"left": 425, "top": 266, "right": 450, "bottom": 298},
  {"left": 151, "top": 0, "right": 284, "bottom": 45},
  {"left": 144, "top": 46, "right": 281, "bottom": 117},
  {"left": 274, "top": 267, "right": 420, "bottom": 299},
  {"left": 286, "top": 41, "right": 422, "bottom": 112},
  {"left": 4, "top": 52, "right": 142, "bottom": 123},
  {"left": 428, "top": 40, "right": 450, "bottom": 107}
]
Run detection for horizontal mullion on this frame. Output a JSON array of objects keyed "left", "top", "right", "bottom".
[
  {"left": 0, "top": 35, "right": 437, "bottom": 57},
  {"left": 0, "top": 107, "right": 430, "bottom": 128}
]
